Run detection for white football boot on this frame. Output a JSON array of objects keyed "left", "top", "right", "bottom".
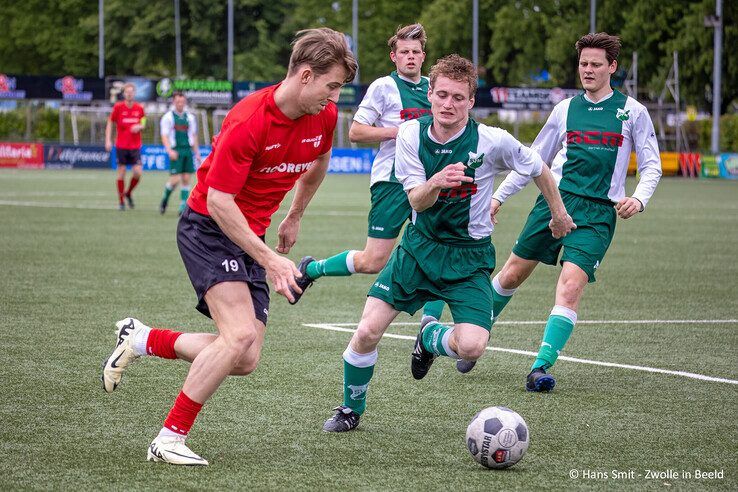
[
  {"left": 147, "top": 435, "right": 209, "bottom": 466},
  {"left": 101, "top": 318, "right": 147, "bottom": 393}
]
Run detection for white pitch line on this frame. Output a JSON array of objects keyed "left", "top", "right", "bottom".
[
  {"left": 320, "top": 319, "right": 738, "bottom": 326},
  {"left": 303, "top": 323, "right": 738, "bottom": 386}
]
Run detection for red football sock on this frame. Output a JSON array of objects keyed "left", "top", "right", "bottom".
[
  {"left": 127, "top": 176, "right": 140, "bottom": 195},
  {"left": 164, "top": 391, "right": 203, "bottom": 436},
  {"left": 146, "top": 329, "right": 183, "bottom": 359},
  {"left": 116, "top": 179, "right": 125, "bottom": 204}
]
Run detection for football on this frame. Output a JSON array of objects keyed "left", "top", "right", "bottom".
[{"left": 465, "top": 406, "right": 529, "bottom": 469}]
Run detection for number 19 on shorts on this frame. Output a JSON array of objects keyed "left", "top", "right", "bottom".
[{"left": 222, "top": 259, "right": 239, "bottom": 272}]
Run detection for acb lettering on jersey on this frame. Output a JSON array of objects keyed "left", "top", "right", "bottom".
[
  {"left": 566, "top": 130, "right": 623, "bottom": 147},
  {"left": 400, "top": 108, "right": 432, "bottom": 121},
  {"left": 437, "top": 182, "right": 478, "bottom": 202}
]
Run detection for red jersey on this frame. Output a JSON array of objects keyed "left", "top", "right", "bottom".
[
  {"left": 188, "top": 84, "right": 337, "bottom": 236},
  {"left": 110, "top": 102, "right": 145, "bottom": 149}
]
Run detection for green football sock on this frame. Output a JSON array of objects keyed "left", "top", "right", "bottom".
[
  {"left": 422, "top": 300, "right": 445, "bottom": 320},
  {"left": 161, "top": 183, "right": 174, "bottom": 205},
  {"left": 179, "top": 186, "right": 190, "bottom": 213},
  {"left": 342, "top": 346, "right": 377, "bottom": 415},
  {"left": 532, "top": 307, "right": 576, "bottom": 370},
  {"left": 491, "top": 274, "right": 517, "bottom": 327},
  {"left": 306, "top": 250, "right": 356, "bottom": 280},
  {"left": 421, "top": 321, "right": 458, "bottom": 358}
]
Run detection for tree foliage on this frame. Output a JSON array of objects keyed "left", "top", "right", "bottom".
[{"left": 0, "top": 0, "right": 735, "bottom": 110}]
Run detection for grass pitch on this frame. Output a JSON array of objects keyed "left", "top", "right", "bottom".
[{"left": 1, "top": 169, "right": 737, "bottom": 490}]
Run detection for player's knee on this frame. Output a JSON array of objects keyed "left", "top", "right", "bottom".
[
  {"left": 559, "top": 277, "right": 584, "bottom": 303},
  {"left": 499, "top": 267, "right": 524, "bottom": 289},
  {"left": 357, "top": 254, "right": 387, "bottom": 274},
  {"left": 223, "top": 329, "right": 257, "bottom": 355},
  {"left": 354, "top": 324, "right": 383, "bottom": 348},
  {"left": 456, "top": 338, "right": 486, "bottom": 361}
]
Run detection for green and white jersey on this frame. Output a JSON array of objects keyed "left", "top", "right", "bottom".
[
  {"left": 353, "top": 71, "right": 431, "bottom": 185},
  {"left": 493, "top": 90, "right": 661, "bottom": 207},
  {"left": 160, "top": 110, "right": 198, "bottom": 150},
  {"left": 395, "top": 116, "right": 544, "bottom": 244}
]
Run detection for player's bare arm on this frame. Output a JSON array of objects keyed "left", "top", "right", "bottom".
[
  {"left": 161, "top": 134, "right": 178, "bottom": 161},
  {"left": 489, "top": 197, "right": 502, "bottom": 225},
  {"left": 207, "top": 188, "right": 302, "bottom": 302},
  {"left": 348, "top": 121, "right": 399, "bottom": 143},
  {"left": 407, "top": 162, "right": 473, "bottom": 212},
  {"left": 532, "top": 165, "right": 576, "bottom": 238},
  {"left": 104, "top": 119, "right": 113, "bottom": 152},
  {"left": 276, "top": 150, "right": 331, "bottom": 254}
]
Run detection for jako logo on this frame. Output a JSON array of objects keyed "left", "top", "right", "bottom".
[{"left": 301, "top": 135, "right": 322, "bottom": 148}]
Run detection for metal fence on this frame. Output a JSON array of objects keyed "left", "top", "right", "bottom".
[{"left": 58, "top": 105, "right": 210, "bottom": 146}]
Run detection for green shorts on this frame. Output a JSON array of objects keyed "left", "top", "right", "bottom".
[
  {"left": 367, "top": 181, "right": 412, "bottom": 239},
  {"left": 512, "top": 191, "right": 616, "bottom": 282},
  {"left": 368, "top": 225, "right": 496, "bottom": 330},
  {"left": 170, "top": 148, "right": 195, "bottom": 175}
]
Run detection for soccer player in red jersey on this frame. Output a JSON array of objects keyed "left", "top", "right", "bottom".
[
  {"left": 101, "top": 28, "right": 357, "bottom": 465},
  {"left": 105, "top": 83, "right": 146, "bottom": 211}
]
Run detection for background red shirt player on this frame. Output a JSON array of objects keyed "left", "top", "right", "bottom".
[
  {"left": 105, "top": 83, "right": 146, "bottom": 210},
  {"left": 101, "top": 28, "right": 358, "bottom": 466}
]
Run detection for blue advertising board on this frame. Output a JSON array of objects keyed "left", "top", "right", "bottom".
[
  {"left": 328, "top": 148, "right": 376, "bottom": 174},
  {"left": 44, "top": 144, "right": 110, "bottom": 169}
]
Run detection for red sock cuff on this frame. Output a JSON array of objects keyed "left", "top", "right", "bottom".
[
  {"left": 146, "top": 329, "right": 183, "bottom": 359},
  {"left": 164, "top": 391, "right": 203, "bottom": 436}
]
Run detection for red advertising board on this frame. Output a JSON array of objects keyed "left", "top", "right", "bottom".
[{"left": 0, "top": 142, "right": 44, "bottom": 168}]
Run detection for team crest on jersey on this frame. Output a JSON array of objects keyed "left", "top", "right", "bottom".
[
  {"left": 616, "top": 108, "right": 630, "bottom": 121},
  {"left": 467, "top": 151, "right": 485, "bottom": 169}
]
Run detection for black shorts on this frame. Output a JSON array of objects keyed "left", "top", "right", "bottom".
[
  {"left": 116, "top": 148, "right": 141, "bottom": 166},
  {"left": 176, "top": 206, "right": 270, "bottom": 325}
]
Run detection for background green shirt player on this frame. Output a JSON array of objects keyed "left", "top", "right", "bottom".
[
  {"left": 456, "top": 33, "right": 663, "bottom": 391},
  {"left": 322, "top": 54, "right": 575, "bottom": 432},
  {"left": 290, "top": 24, "right": 447, "bottom": 322},
  {"left": 160, "top": 92, "right": 201, "bottom": 215}
]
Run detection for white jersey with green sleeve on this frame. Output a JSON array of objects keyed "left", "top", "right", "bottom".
[
  {"left": 493, "top": 90, "right": 662, "bottom": 207},
  {"left": 353, "top": 71, "right": 431, "bottom": 186},
  {"left": 395, "top": 115, "right": 544, "bottom": 243}
]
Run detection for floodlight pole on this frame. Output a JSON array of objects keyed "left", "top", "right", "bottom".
[
  {"left": 352, "top": 0, "right": 359, "bottom": 84},
  {"left": 98, "top": 0, "right": 104, "bottom": 78},
  {"left": 710, "top": 0, "right": 723, "bottom": 154},
  {"left": 227, "top": 0, "right": 234, "bottom": 81},
  {"left": 174, "top": 0, "right": 183, "bottom": 78},
  {"left": 472, "top": 0, "right": 479, "bottom": 68},
  {"left": 590, "top": 0, "right": 596, "bottom": 33}
]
